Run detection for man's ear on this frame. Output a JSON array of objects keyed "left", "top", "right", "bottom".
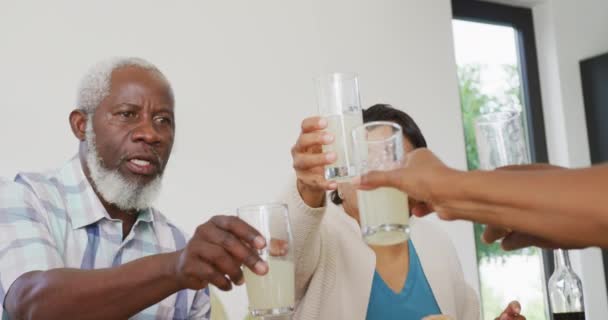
[{"left": 69, "top": 109, "right": 88, "bottom": 141}]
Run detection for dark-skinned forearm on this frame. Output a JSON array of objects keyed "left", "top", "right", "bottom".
[
  {"left": 5, "top": 251, "right": 183, "bottom": 320},
  {"left": 439, "top": 165, "right": 608, "bottom": 247}
]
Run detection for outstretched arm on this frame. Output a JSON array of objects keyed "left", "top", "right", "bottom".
[{"left": 359, "top": 148, "right": 608, "bottom": 249}]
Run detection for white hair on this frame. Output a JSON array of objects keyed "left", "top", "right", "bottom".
[{"left": 76, "top": 57, "right": 171, "bottom": 114}]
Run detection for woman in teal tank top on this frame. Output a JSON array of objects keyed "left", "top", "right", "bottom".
[{"left": 292, "top": 104, "right": 526, "bottom": 320}]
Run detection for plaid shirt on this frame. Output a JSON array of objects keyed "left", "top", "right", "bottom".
[{"left": 0, "top": 156, "right": 210, "bottom": 319}]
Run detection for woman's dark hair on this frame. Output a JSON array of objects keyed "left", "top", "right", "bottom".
[{"left": 330, "top": 104, "right": 427, "bottom": 205}]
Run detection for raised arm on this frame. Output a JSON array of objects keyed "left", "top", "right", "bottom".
[{"left": 288, "top": 116, "right": 337, "bottom": 299}]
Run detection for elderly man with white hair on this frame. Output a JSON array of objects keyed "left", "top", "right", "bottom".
[{"left": 0, "top": 57, "right": 268, "bottom": 319}]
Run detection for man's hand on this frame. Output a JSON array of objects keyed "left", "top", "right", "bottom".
[
  {"left": 173, "top": 215, "right": 268, "bottom": 291},
  {"left": 292, "top": 116, "right": 338, "bottom": 207},
  {"left": 483, "top": 225, "right": 583, "bottom": 250},
  {"left": 358, "top": 148, "right": 456, "bottom": 217}
]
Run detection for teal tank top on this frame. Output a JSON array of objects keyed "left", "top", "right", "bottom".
[{"left": 366, "top": 240, "right": 442, "bottom": 319}]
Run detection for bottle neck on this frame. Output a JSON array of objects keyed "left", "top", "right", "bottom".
[{"left": 554, "top": 249, "right": 573, "bottom": 270}]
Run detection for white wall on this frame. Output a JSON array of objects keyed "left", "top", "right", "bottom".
[
  {"left": 0, "top": 1, "right": 477, "bottom": 319},
  {"left": 533, "top": 0, "right": 608, "bottom": 318}
]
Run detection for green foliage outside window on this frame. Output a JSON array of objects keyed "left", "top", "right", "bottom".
[{"left": 456, "top": 63, "right": 539, "bottom": 263}]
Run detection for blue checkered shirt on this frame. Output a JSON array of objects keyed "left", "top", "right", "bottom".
[{"left": 0, "top": 156, "right": 210, "bottom": 319}]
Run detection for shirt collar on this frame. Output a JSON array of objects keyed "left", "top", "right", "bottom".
[{"left": 61, "top": 155, "right": 154, "bottom": 229}]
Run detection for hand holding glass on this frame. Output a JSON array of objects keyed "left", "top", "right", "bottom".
[
  {"left": 238, "top": 203, "right": 295, "bottom": 318},
  {"left": 353, "top": 121, "right": 409, "bottom": 246},
  {"left": 316, "top": 72, "right": 364, "bottom": 181}
]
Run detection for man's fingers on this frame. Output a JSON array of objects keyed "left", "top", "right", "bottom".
[
  {"left": 501, "top": 232, "right": 559, "bottom": 250},
  {"left": 301, "top": 116, "right": 327, "bottom": 133},
  {"left": 358, "top": 168, "right": 405, "bottom": 191},
  {"left": 197, "top": 242, "right": 245, "bottom": 286},
  {"left": 209, "top": 216, "right": 265, "bottom": 249},
  {"left": 482, "top": 225, "right": 512, "bottom": 244},
  {"left": 194, "top": 260, "right": 231, "bottom": 291},
  {"left": 199, "top": 222, "right": 268, "bottom": 275},
  {"left": 207, "top": 270, "right": 232, "bottom": 291},
  {"left": 411, "top": 203, "right": 434, "bottom": 217}
]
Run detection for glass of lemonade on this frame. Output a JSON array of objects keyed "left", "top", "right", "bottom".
[
  {"left": 353, "top": 121, "right": 409, "bottom": 246},
  {"left": 237, "top": 203, "right": 295, "bottom": 318},
  {"left": 316, "top": 72, "right": 364, "bottom": 182}
]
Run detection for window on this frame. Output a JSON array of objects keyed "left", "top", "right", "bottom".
[{"left": 451, "top": 1, "right": 552, "bottom": 319}]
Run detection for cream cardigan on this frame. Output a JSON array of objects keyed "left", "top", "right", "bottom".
[{"left": 285, "top": 184, "right": 480, "bottom": 320}]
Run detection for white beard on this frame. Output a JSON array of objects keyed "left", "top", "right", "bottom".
[{"left": 85, "top": 120, "right": 162, "bottom": 212}]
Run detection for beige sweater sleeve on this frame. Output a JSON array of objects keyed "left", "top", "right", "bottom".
[
  {"left": 462, "top": 283, "right": 481, "bottom": 320},
  {"left": 284, "top": 182, "right": 327, "bottom": 302},
  {"left": 446, "top": 235, "right": 481, "bottom": 320},
  {"left": 443, "top": 231, "right": 480, "bottom": 319}
]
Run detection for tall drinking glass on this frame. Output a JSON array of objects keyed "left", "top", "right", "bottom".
[
  {"left": 474, "top": 110, "right": 530, "bottom": 170},
  {"left": 353, "top": 121, "right": 409, "bottom": 246},
  {"left": 237, "top": 203, "right": 294, "bottom": 318},
  {"left": 316, "top": 72, "right": 364, "bottom": 181}
]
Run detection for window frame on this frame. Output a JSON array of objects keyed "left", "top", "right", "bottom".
[{"left": 451, "top": 0, "right": 554, "bottom": 318}]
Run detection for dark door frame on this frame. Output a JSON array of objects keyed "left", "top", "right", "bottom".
[
  {"left": 452, "top": 0, "right": 554, "bottom": 317},
  {"left": 580, "top": 52, "right": 608, "bottom": 301}
]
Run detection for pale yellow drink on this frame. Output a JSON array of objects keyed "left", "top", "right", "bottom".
[
  {"left": 358, "top": 187, "right": 409, "bottom": 246},
  {"left": 322, "top": 112, "right": 363, "bottom": 181},
  {"left": 244, "top": 258, "right": 295, "bottom": 313}
]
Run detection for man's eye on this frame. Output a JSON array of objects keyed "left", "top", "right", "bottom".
[
  {"left": 119, "top": 111, "right": 135, "bottom": 118},
  {"left": 154, "top": 116, "right": 172, "bottom": 125}
]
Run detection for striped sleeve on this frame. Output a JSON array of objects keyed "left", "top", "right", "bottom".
[
  {"left": 188, "top": 287, "right": 211, "bottom": 319},
  {"left": 0, "top": 181, "right": 64, "bottom": 312}
]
